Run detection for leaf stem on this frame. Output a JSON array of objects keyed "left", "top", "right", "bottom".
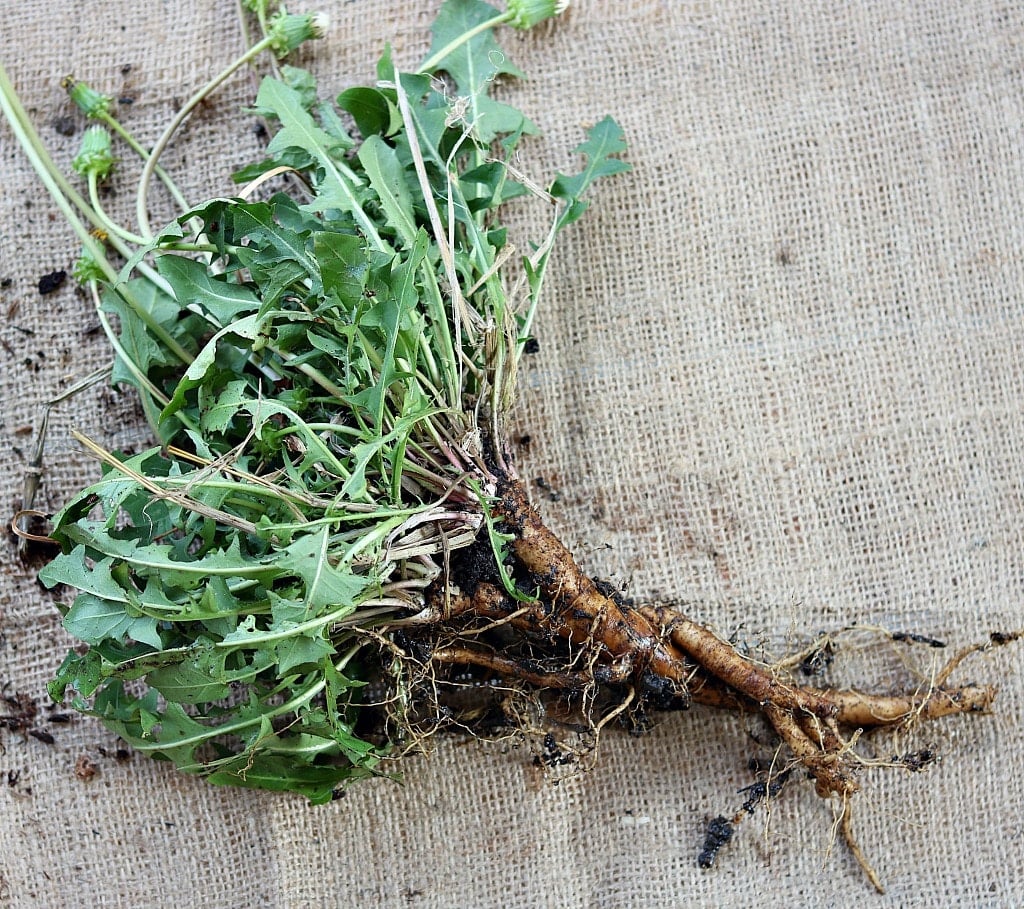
[
  {"left": 94, "top": 109, "right": 191, "bottom": 212},
  {"left": 136, "top": 34, "right": 279, "bottom": 238},
  {"left": 0, "top": 62, "right": 195, "bottom": 365},
  {"left": 88, "top": 172, "right": 150, "bottom": 245},
  {"left": 418, "top": 11, "right": 511, "bottom": 73}
]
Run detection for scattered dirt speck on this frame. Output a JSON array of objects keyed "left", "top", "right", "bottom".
[
  {"left": 74, "top": 754, "right": 98, "bottom": 782},
  {"left": 51, "top": 115, "right": 76, "bottom": 137},
  {"left": 37, "top": 270, "right": 67, "bottom": 295}
]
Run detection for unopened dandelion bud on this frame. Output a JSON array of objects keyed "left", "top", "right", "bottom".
[
  {"left": 62, "top": 76, "right": 112, "bottom": 118},
  {"left": 72, "top": 244, "right": 107, "bottom": 284},
  {"left": 507, "top": 0, "right": 569, "bottom": 29},
  {"left": 268, "top": 10, "right": 329, "bottom": 56},
  {"left": 72, "top": 125, "right": 115, "bottom": 179}
]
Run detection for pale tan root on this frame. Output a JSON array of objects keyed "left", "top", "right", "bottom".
[{"left": 408, "top": 475, "right": 1009, "bottom": 885}]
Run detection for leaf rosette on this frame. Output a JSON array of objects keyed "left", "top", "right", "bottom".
[{"left": 32, "top": 0, "right": 626, "bottom": 800}]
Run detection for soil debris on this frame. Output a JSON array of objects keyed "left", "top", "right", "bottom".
[
  {"left": 897, "top": 749, "right": 938, "bottom": 773},
  {"left": 799, "top": 638, "right": 836, "bottom": 676},
  {"left": 74, "top": 754, "right": 98, "bottom": 781},
  {"left": 36, "top": 270, "right": 66, "bottom": 295},
  {"left": 698, "top": 816, "right": 734, "bottom": 868},
  {"left": 891, "top": 631, "right": 946, "bottom": 648}
]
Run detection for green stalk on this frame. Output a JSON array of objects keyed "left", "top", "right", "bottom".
[
  {"left": 418, "top": 11, "right": 511, "bottom": 72},
  {"left": 135, "top": 33, "right": 281, "bottom": 237},
  {"left": 94, "top": 109, "right": 190, "bottom": 212},
  {"left": 0, "top": 62, "right": 193, "bottom": 364},
  {"left": 0, "top": 63, "right": 116, "bottom": 274},
  {"left": 88, "top": 172, "right": 150, "bottom": 245}
]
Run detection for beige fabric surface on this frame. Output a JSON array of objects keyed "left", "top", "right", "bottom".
[{"left": 2, "top": 1, "right": 1023, "bottom": 906}]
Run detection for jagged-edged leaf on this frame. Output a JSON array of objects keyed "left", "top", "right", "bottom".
[
  {"left": 276, "top": 527, "right": 369, "bottom": 613},
  {"left": 550, "top": 115, "right": 632, "bottom": 213},
  {"left": 424, "top": 0, "right": 535, "bottom": 142},
  {"left": 159, "top": 313, "right": 259, "bottom": 422},
  {"left": 313, "top": 230, "right": 368, "bottom": 306},
  {"left": 157, "top": 254, "right": 261, "bottom": 325}
]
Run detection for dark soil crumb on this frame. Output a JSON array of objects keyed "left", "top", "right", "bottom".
[
  {"left": 1, "top": 690, "right": 38, "bottom": 733},
  {"left": 37, "top": 270, "right": 67, "bottom": 295},
  {"left": 98, "top": 743, "right": 133, "bottom": 762},
  {"left": 534, "top": 476, "right": 561, "bottom": 502},
  {"left": 799, "top": 638, "right": 836, "bottom": 676},
  {"left": 51, "top": 115, "right": 76, "bottom": 136},
  {"left": 534, "top": 732, "right": 574, "bottom": 768},
  {"left": 990, "top": 630, "right": 1020, "bottom": 646},
  {"left": 698, "top": 816, "right": 734, "bottom": 868},
  {"left": 897, "top": 749, "right": 937, "bottom": 772},
  {"left": 891, "top": 631, "right": 945, "bottom": 648}
]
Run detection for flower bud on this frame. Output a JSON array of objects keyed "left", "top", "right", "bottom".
[
  {"left": 268, "top": 10, "right": 329, "bottom": 57},
  {"left": 62, "top": 76, "right": 112, "bottom": 119},
  {"left": 72, "top": 126, "right": 115, "bottom": 180},
  {"left": 73, "top": 244, "right": 107, "bottom": 284},
  {"left": 507, "top": 0, "right": 569, "bottom": 29}
]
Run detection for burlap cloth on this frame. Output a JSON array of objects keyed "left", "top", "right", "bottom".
[{"left": 2, "top": 1, "right": 1022, "bottom": 906}]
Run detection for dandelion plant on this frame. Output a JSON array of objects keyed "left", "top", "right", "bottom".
[{"left": 1, "top": 0, "right": 1015, "bottom": 890}]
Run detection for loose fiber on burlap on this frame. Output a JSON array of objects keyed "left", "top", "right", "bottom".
[{"left": 2, "top": 1, "right": 1023, "bottom": 906}]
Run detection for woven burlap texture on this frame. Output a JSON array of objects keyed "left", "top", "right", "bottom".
[{"left": 2, "top": 1, "right": 1022, "bottom": 906}]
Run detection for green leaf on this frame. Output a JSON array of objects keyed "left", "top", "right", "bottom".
[
  {"left": 313, "top": 230, "right": 368, "bottom": 306},
  {"left": 255, "top": 77, "right": 387, "bottom": 249},
  {"left": 425, "top": 0, "right": 534, "bottom": 142},
  {"left": 157, "top": 254, "right": 262, "bottom": 325},
  {"left": 258, "top": 77, "right": 354, "bottom": 153},
  {"left": 321, "top": 660, "right": 378, "bottom": 764},
  {"left": 358, "top": 135, "right": 418, "bottom": 247},
  {"left": 550, "top": 116, "right": 631, "bottom": 205},
  {"left": 143, "top": 701, "right": 218, "bottom": 763},
  {"left": 40, "top": 545, "right": 127, "bottom": 598},
  {"left": 147, "top": 662, "right": 231, "bottom": 705},
  {"left": 206, "top": 754, "right": 353, "bottom": 804},
  {"left": 363, "top": 231, "right": 428, "bottom": 434},
  {"left": 275, "top": 632, "right": 334, "bottom": 675},
  {"left": 227, "top": 202, "right": 314, "bottom": 273},
  {"left": 277, "top": 527, "right": 369, "bottom": 613},
  {"left": 43, "top": 550, "right": 164, "bottom": 648},
  {"left": 56, "top": 529, "right": 280, "bottom": 586},
  {"left": 49, "top": 649, "right": 103, "bottom": 701},
  {"left": 337, "top": 86, "right": 397, "bottom": 138},
  {"left": 279, "top": 64, "right": 320, "bottom": 112},
  {"left": 198, "top": 378, "right": 262, "bottom": 435},
  {"left": 159, "top": 313, "right": 260, "bottom": 423},
  {"left": 62, "top": 593, "right": 161, "bottom": 649},
  {"left": 101, "top": 279, "right": 186, "bottom": 381}
]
